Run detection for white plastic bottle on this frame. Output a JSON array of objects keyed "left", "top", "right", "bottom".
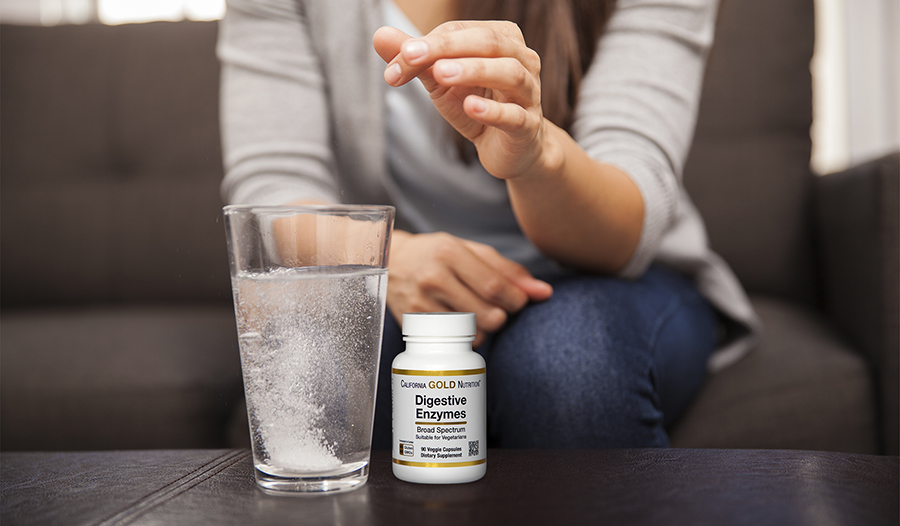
[{"left": 392, "top": 313, "right": 487, "bottom": 484}]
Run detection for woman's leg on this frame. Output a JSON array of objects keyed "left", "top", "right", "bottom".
[{"left": 487, "top": 265, "right": 717, "bottom": 448}]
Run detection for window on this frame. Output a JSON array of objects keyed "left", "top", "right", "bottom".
[
  {"left": 0, "top": 0, "right": 224, "bottom": 26},
  {"left": 98, "top": 0, "right": 225, "bottom": 25}
]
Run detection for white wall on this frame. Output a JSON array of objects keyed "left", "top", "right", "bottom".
[
  {"left": 846, "top": 0, "right": 899, "bottom": 168},
  {"left": 0, "top": 0, "right": 223, "bottom": 25},
  {"left": 812, "top": 0, "right": 900, "bottom": 174},
  {"left": 0, "top": 0, "right": 93, "bottom": 25}
]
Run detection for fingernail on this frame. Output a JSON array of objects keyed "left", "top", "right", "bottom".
[
  {"left": 437, "top": 60, "right": 462, "bottom": 79},
  {"left": 384, "top": 63, "right": 402, "bottom": 85},
  {"left": 470, "top": 97, "right": 488, "bottom": 113},
  {"left": 402, "top": 39, "right": 428, "bottom": 62}
]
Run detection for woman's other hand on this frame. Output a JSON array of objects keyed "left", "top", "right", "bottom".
[{"left": 388, "top": 230, "right": 552, "bottom": 347}]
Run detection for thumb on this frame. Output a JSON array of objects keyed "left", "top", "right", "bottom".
[{"left": 373, "top": 26, "right": 411, "bottom": 63}]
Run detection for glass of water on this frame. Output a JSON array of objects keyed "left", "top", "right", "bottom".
[{"left": 224, "top": 204, "right": 394, "bottom": 494}]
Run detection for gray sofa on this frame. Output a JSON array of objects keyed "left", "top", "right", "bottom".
[{"left": 2, "top": 0, "right": 897, "bottom": 455}]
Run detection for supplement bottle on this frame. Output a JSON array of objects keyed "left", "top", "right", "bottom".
[{"left": 392, "top": 312, "right": 486, "bottom": 483}]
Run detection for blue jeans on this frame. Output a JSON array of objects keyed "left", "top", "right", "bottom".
[{"left": 372, "top": 264, "right": 718, "bottom": 449}]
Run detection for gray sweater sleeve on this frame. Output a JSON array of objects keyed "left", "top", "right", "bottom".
[
  {"left": 572, "top": 0, "right": 719, "bottom": 278},
  {"left": 217, "top": 0, "right": 341, "bottom": 206}
]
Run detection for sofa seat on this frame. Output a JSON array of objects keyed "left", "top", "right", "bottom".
[
  {"left": 670, "top": 296, "right": 878, "bottom": 453},
  {"left": 0, "top": 305, "right": 243, "bottom": 451}
]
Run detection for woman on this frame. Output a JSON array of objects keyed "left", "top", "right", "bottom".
[{"left": 218, "top": 0, "right": 760, "bottom": 448}]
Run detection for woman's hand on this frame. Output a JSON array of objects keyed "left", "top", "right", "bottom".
[
  {"left": 387, "top": 230, "right": 553, "bottom": 347},
  {"left": 373, "top": 22, "right": 561, "bottom": 181}
]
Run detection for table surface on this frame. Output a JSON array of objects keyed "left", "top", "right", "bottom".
[{"left": 1, "top": 448, "right": 897, "bottom": 526}]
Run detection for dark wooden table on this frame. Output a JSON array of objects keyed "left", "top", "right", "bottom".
[{"left": 1, "top": 448, "right": 897, "bottom": 525}]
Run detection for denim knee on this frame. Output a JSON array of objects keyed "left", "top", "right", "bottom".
[{"left": 487, "top": 277, "right": 668, "bottom": 448}]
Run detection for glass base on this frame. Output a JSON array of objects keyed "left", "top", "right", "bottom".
[{"left": 254, "top": 463, "right": 369, "bottom": 495}]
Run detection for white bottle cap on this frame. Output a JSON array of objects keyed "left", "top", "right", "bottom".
[{"left": 402, "top": 312, "right": 476, "bottom": 338}]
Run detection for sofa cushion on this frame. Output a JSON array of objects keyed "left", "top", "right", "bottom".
[
  {"left": 0, "top": 305, "right": 243, "bottom": 451},
  {"left": 669, "top": 297, "right": 878, "bottom": 453}
]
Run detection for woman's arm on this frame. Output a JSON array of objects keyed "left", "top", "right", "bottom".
[
  {"left": 374, "top": 22, "right": 643, "bottom": 274},
  {"left": 505, "top": 121, "right": 644, "bottom": 273},
  {"left": 571, "top": 0, "right": 718, "bottom": 277},
  {"left": 218, "top": 0, "right": 340, "bottom": 206},
  {"left": 374, "top": 0, "right": 717, "bottom": 275}
]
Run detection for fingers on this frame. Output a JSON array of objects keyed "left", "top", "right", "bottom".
[
  {"left": 390, "top": 265, "right": 507, "bottom": 343},
  {"left": 427, "top": 269, "right": 512, "bottom": 333},
  {"left": 432, "top": 57, "right": 539, "bottom": 107},
  {"left": 373, "top": 26, "right": 410, "bottom": 63},
  {"left": 379, "top": 23, "right": 540, "bottom": 89},
  {"left": 387, "top": 232, "right": 551, "bottom": 344},
  {"left": 461, "top": 240, "right": 553, "bottom": 302},
  {"left": 413, "top": 236, "right": 527, "bottom": 329},
  {"left": 460, "top": 95, "right": 536, "bottom": 140},
  {"left": 449, "top": 253, "right": 530, "bottom": 318},
  {"left": 376, "top": 21, "right": 543, "bottom": 148},
  {"left": 430, "top": 20, "right": 527, "bottom": 45}
]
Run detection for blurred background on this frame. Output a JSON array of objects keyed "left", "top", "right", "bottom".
[{"left": 1, "top": 0, "right": 897, "bottom": 175}]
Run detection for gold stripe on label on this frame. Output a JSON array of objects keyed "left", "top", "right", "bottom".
[
  {"left": 393, "top": 458, "right": 486, "bottom": 468},
  {"left": 415, "top": 421, "right": 466, "bottom": 426},
  {"left": 392, "top": 368, "right": 486, "bottom": 376}
]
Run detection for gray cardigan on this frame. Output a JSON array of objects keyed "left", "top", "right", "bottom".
[{"left": 217, "top": 0, "right": 761, "bottom": 369}]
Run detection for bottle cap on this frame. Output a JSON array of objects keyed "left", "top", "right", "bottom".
[{"left": 402, "top": 312, "right": 476, "bottom": 338}]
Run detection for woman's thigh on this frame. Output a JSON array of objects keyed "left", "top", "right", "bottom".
[{"left": 487, "top": 265, "right": 717, "bottom": 448}]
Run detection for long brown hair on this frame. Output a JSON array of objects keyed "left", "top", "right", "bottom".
[
  {"left": 452, "top": 0, "right": 616, "bottom": 158},
  {"left": 458, "top": 0, "right": 615, "bottom": 129}
]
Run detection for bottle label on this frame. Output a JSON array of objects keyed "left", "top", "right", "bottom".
[{"left": 392, "top": 367, "right": 486, "bottom": 468}]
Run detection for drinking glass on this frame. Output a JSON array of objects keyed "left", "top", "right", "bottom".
[{"left": 224, "top": 204, "right": 394, "bottom": 494}]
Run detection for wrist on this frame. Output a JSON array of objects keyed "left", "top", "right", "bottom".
[{"left": 511, "top": 119, "right": 567, "bottom": 184}]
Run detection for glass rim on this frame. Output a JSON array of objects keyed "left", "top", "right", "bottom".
[{"left": 223, "top": 204, "right": 395, "bottom": 215}]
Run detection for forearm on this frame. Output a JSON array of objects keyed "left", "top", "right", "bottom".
[
  {"left": 507, "top": 120, "right": 644, "bottom": 274},
  {"left": 219, "top": 0, "right": 339, "bottom": 206}
]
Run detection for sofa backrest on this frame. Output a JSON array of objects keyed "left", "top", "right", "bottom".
[
  {"left": 685, "top": 0, "right": 817, "bottom": 305},
  {"left": 1, "top": 21, "right": 230, "bottom": 308}
]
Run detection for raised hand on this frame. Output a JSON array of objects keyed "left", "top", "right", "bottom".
[{"left": 373, "top": 22, "right": 557, "bottom": 181}]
